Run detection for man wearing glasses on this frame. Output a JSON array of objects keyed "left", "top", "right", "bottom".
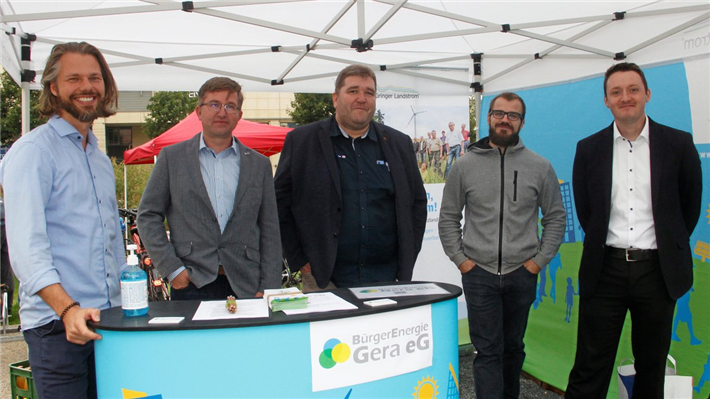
[
  {"left": 439, "top": 92, "right": 566, "bottom": 399},
  {"left": 138, "top": 77, "right": 281, "bottom": 300}
]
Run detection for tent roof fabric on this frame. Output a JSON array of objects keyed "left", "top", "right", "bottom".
[
  {"left": 2, "top": 1, "right": 708, "bottom": 94},
  {"left": 123, "top": 112, "right": 291, "bottom": 165}
]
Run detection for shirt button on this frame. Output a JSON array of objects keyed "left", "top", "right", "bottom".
[
  {"left": 107, "top": 273, "right": 110, "bottom": 277},
  {"left": 361, "top": 225, "right": 365, "bottom": 229}
]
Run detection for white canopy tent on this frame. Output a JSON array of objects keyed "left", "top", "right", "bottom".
[{"left": 1, "top": 0, "right": 708, "bottom": 135}]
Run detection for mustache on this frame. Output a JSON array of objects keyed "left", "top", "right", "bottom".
[
  {"left": 495, "top": 122, "right": 513, "bottom": 129},
  {"left": 72, "top": 90, "right": 101, "bottom": 97}
]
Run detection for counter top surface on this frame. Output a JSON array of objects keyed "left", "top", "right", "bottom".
[{"left": 92, "top": 281, "right": 461, "bottom": 332}]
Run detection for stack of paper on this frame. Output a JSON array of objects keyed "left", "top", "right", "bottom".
[{"left": 263, "top": 287, "right": 308, "bottom": 312}]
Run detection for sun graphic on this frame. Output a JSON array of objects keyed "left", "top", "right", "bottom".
[
  {"left": 705, "top": 203, "right": 710, "bottom": 224},
  {"left": 412, "top": 376, "right": 439, "bottom": 399}
]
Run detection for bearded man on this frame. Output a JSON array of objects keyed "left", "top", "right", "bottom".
[
  {"left": 438, "top": 91, "right": 566, "bottom": 398},
  {"left": 0, "top": 42, "right": 126, "bottom": 399}
]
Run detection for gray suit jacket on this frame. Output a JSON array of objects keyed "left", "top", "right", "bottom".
[{"left": 138, "top": 133, "right": 282, "bottom": 297}]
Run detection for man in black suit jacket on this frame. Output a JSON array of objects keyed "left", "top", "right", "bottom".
[
  {"left": 566, "top": 63, "right": 702, "bottom": 398},
  {"left": 274, "top": 65, "right": 427, "bottom": 292}
]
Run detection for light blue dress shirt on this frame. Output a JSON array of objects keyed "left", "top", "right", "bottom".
[
  {"left": 198, "top": 133, "right": 241, "bottom": 233},
  {"left": 166, "top": 133, "right": 240, "bottom": 282},
  {"left": 0, "top": 115, "right": 127, "bottom": 330}
]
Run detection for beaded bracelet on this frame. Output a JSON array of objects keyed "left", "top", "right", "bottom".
[{"left": 60, "top": 301, "right": 80, "bottom": 321}]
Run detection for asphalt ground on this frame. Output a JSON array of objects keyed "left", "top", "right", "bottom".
[{"left": 1, "top": 329, "right": 564, "bottom": 399}]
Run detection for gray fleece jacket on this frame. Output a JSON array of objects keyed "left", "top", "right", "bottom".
[{"left": 438, "top": 137, "right": 566, "bottom": 275}]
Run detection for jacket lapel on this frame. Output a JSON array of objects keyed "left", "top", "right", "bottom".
[
  {"left": 599, "top": 124, "right": 614, "bottom": 220},
  {"left": 319, "top": 116, "right": 342, "bottom": 202},
  {"left": 232, "top": 139, "right": 252, "bottom": 212},
  {"left": 647, "top": 118, "right": 663, "bottom": 208},
  {"left": 186, "top": 134, "right": 217, "bottom": 218}
]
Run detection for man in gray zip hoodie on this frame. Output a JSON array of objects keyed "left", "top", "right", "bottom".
[{"left": 439, "top": 92, "right": 566, "bottom": 398}]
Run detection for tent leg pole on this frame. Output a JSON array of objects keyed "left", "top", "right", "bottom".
[
  {"left": 475, "top": 91, "right": 482, "bottom": 140},
  {"left": 21, "top": 83, "right": 30, "bottom": 135},
  {"left": 124, "top": 163, "right": 129, "bottom": 241}
]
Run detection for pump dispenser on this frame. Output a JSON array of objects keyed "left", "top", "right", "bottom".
[{"left": 120, "top": 244, "right": 149, "bottom": 316}]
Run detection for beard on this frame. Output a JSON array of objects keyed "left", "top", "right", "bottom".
[
  {"left": 59, "top": 91, "right": 104, "bottom": 123},
  {"left": 488, "top": 123, "right": 520, "bottom": 148}
]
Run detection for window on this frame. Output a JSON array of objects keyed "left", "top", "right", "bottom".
[{"left": 106, "top": 126, "right": 133, "bottom": 161}]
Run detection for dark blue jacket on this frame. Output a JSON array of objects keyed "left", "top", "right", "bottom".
[{"left": 275, "top": 116, "right": 427, "bottom": 289}]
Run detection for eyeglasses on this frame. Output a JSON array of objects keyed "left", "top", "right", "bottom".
[
  {"left": 201, "top": 102, "right": 240, "bottom": 114},
  {"left": 489, "top": 110, "right": 523, "bottom": 121}
]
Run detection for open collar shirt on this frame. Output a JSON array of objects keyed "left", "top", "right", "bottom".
[
  {"left": 0, "top": 115, "right": 127, "bottom": 329},
  {"left": 198, "top": 133, "right": 241, "bottom": 234},
  {"left": 606, "top": 116, "right": 656, "bottom": 250}
]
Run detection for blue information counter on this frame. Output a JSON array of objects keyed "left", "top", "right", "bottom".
[{"left": 92, "top": 282, "right": 461, "bottom": 399}]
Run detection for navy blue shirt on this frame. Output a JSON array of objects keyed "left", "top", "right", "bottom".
[{"left": 330, "top": 120, "right": 398, "bottom": 288}]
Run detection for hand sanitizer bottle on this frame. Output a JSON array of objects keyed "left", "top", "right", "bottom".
[{"left": 121, "top": 244, "right": 149, "bottom": 316}]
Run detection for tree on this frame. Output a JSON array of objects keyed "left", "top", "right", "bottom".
[
  {"left": 288, "top": 93, "right": 334, "bottom": 126},
  {"left": 374, "top": 109, "right": 385, "bottom": 124},
  {"left": 143, "top": 91, "right": 197, "bottom": 139},
  {"left": 112, "top": 159, "right": 153, "bottom": 209},
  {"left": 1, "top": 71, "right": 42, "bottom": 147}
]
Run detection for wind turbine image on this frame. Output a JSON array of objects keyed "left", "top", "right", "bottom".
[{"left": 406, "top": 106, "right": 427, "bottom": 138}]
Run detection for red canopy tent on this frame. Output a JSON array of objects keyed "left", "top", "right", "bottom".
[{"left": 123, "top": 111, "right": 292, "bottom": 164}]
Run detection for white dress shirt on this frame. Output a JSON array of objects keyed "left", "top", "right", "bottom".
[{"left": 606, "top": 116, "right": 657, "bottom": 250}]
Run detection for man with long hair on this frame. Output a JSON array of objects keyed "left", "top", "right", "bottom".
[{"left": 0, "top": 42, "right": 125, "bottom": 399}]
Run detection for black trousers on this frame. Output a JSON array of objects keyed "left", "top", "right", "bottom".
[
  {"left": 170, "top": 274, "right": 237, "bottom": 301},
  {"left": 566, "top": 255, "right": 676, "bottom": 399}
]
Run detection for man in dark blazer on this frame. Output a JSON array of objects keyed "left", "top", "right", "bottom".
[
  {"left": 566, "top": 63, "right": 702, "bottom": 398},
  {"left": 274, "top": 65, "right": 427, "bottom": 292},
  {"left": 138, "top": 77, "right": 281, "bottom": 300}
]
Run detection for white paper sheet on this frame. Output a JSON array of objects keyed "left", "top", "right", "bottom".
[
  {"left": 148, "top": 317, "right": 185, "bottom": 324},
  {"left": 191, "top": 298, "right": 269, "bottom": 321},
  {"left": 282, "top": 292, "right": 357, "bottom": 315},
  {"left": 349, "top": 283, "right": 449, "bottom": 299}
]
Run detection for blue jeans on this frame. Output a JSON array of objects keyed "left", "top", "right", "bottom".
[
  {"left": 24, "top": 320, "right": 97, "bottom": 399},
  {"left": 171, "top": 274, "right": 237, "bottom": 301},
  {"left": 462, "top": 265, "right": 537, "bottom": 399},
  {"left": 445, "top": 144, "right": 461, "bottom": 178}
]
